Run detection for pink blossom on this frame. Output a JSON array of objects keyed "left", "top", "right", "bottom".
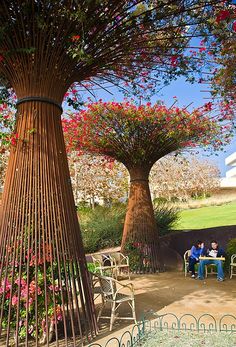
[
  {"left": 12, "top": 295, "right": 18, "bottom": 306},
  {"left": 56, "top": 305, "right": 63, "bottom": 321},
  {"left": 48, "top": 284, "right": 60, "bottom": 292},
  {"left": 21, "top": 287, "right": 28, "bottom": 298},
  {"left": 0, "top": 278, "right": 11, "bottom": 293},
  {"left": 15, "top": 278, "right": 26, "bottom": 287},
  {"left": 57, "top": 314, "right": 62, "bottom": 321},
  {"left": 24, "top": 297, "right": 33, "bottom": 308},
  {"left": 29, "top": 281, "right": 42, "bottom": 295},
  {"left": 28, "top": 325, "right": 34, "bottom": 334},
  {"left": 29, "top": 255, "right": 36, "bottom": 266}
]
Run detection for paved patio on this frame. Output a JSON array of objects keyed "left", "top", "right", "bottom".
[{"left": 86, "top": 271, "right": 236, "bottom": 346}]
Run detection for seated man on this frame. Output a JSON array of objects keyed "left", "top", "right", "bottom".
[{"left": 197, "top": 240, "right": 226, "bottom": 281}]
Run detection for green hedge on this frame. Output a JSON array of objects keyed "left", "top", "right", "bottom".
[
  {"left": 79, "top": 205, "right": 125, "bottom": 253},
  {"left": 79, "top": 203, "right": 178, "bottom": 254}
]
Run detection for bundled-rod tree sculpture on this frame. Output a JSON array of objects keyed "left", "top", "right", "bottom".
[
  {"left": 0, "top": 0, "right": 230, "bottom": 345},
  {"left": 63, "top": 101, "right": 233, "bottom": 272}
]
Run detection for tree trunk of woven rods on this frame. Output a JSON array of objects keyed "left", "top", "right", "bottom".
[
  {"left": 121, "top": 167, "right": 162, "bottom": 273},
  {"left": 0, "top": 101, "right": 97, "bottom": 346}
]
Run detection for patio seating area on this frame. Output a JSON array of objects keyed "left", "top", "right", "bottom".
[{"left": 184, "top": 250, "right": 236, "bottom": 278}]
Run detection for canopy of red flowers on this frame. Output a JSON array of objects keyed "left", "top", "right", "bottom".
[{"left": 63, "top": 101, "right": 233, "bottom": 168}]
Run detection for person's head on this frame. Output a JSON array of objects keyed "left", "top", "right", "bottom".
[
  {"left": 211, "top": 240, "right": 218, "bottom": 250},
  {"left": 195, "top": 240, "right": 203, "bottom": 249}
]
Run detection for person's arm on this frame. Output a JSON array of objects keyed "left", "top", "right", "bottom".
[
  {"left": 218, "top": 248, "right": 226, "bottom": 257},
  {"left": 200, "top": 243, "right": 205, "bottom": 256},
  {"left": 190, "top": 246, "right": 198, "bottom": 260}
]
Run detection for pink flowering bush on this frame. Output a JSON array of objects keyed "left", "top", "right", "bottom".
[{"left": 0, "top": 243, "right": 64, "bottom": 343}]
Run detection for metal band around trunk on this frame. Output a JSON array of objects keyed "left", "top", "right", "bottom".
[{"left": 16, "top": 96, "right": 63, "bottom": 113}]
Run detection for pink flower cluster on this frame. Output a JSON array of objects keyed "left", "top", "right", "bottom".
[
  {"left": 10, "top": 278, "right": 42, "bottom": 307},
  {"left": 0, "top": 278, "right": 11, "bottom": 294}
]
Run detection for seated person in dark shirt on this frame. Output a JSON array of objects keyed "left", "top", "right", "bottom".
[
  {"left": 197, "top": 240, "right": 226, "bottom": 281},
  {"left": 188, "top": 240, "right": 204, "bottom": 278}
]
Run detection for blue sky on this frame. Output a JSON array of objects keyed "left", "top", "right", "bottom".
[
  {"left": 152, "top": 78, "right": 236, "bottom": 177},
  {"left": 78, "top": 76, "right": 235, "bottom": 177}
]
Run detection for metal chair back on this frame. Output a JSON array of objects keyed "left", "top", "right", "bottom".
[
  {"left": 184, "top": 250, "right": 191, "bottom": 262},
  {"left": 231, "top": 254, "right": 236, "bottom": 263},
  {"left": 91, "top": 254, "right": 103, "bottom": 263},
  {"left": 184, "top": 250, "right": 191, "bottom": 277},
  {"left": 98, "top": 276, "right": 116, "bottom": 298},
  {"left": 110, "top": 252, "right": 122, "bottom": 264}
]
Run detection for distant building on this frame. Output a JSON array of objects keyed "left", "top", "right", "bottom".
[{"left": 221, "top": 152, "right": 236, "bottom": 188}]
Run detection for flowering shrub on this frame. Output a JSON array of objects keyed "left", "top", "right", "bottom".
[{"left": 0, "top": 242, "right": 64, "bottom": 343}]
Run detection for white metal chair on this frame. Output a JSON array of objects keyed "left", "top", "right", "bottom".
[
  {"left": 205, "top": 264, "right": 217, "bottom": 277},
  {"left": 184, "top": 250, "right": 191, "bottom": 277},
  {"left": 230, "top": 254, "right": 236, "bottom": 279},
  {"left": 91, "top": 253, "right": 116, "bottom": 277},
  {"left": 109, "top": 252, "right": 130, "bottom": 279},
  {"left": 97, "top": 275, "right": 136, "bottom": 331}
]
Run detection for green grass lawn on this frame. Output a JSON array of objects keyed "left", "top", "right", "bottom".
[{"left": 175, "top": 202, "right": 236, "bottom": 230}]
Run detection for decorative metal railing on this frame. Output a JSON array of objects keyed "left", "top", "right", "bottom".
[{"left": 88, "top": 313, "right": 236, "bottom": 347}]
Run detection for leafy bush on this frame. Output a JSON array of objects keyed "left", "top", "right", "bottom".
[
  {"left": 225, "top": 238, "right": 236, "bottom": 273},
  {"left": 87, "top": 262, "right": 96, "bottom": 273},
  {"left": 79, "top": 205, "right": 125, "bottom": 253},
  {"left": 227, "top": 238, "right": 236, "bottom": 256},
  {"left": 153, "top": 197, "right": 169, "bottom": 204},
  {"left": 154, "top": 203, "right": 179, "bottom": 236},
  {"left": 80, "top": 203, "right": 179, "bottom": 253}
]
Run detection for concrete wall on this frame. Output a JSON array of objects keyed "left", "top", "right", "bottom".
[{"left": 161, "top": 225, "right": 236, "bottom": 258}]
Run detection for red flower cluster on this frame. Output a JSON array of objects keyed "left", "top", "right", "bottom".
[
  {"left": 10, "top": 133, "right": 19, "bottom": 146},
  {"left": 170, "top": 55, "right": 178, "bottom": 67},
  {"left": 71, "top": 35, "right": 81, "bottom": 42},
  {"left": 216, "top": 10, "right": 231, "bottom": 23},
  {"left": 233, "top": 21, "right": 236, "bottom": 32},
  {"left": 63, "top": 100, "right": 233, "bottom": 162}
]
